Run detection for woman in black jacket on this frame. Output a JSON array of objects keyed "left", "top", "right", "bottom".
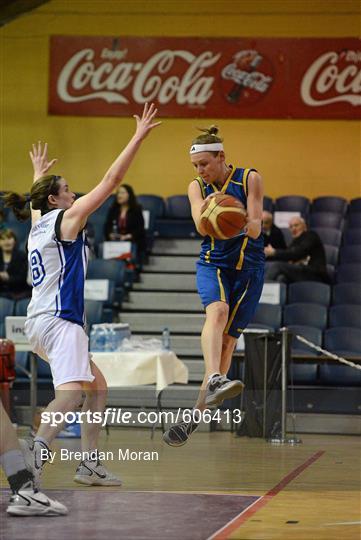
[
  {"left": 104, "top": 184, "right": 146, "bottom": 261},
  {"left": 0, "top": 229, "right": 31, "bottom": 299}
]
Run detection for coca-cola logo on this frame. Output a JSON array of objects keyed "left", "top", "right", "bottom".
[
  {"left": 301, "top": 50, "right": 361, "bottom": 107},
  {"left": 57, "top": 47, "right": 221, "bottom": 106},
  {"left": 219, "top": 49, "right": 274, "bottom": 105}
]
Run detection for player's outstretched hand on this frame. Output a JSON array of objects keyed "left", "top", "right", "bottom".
[
  {"left": 133, "top": 102, "right": 161, "bottom": 140},
  {"left": 30, "top": 141, "right": 58, "bottom": 182}
]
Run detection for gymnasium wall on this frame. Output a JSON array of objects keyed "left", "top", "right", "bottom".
[{"left": 0, "top": 0, "right": 360, "bottom": 199}]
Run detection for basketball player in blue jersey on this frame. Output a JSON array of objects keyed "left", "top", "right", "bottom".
[
  {"left": 3, "top": 103, "right": 161, "bottom": 488},
  {"left": 163, "top": 126, "right": 265, "bottom": 447}
]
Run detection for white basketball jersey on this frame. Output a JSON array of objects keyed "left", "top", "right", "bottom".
[{"left": 27, "top": 209, "right": 89, "bottom": 326}]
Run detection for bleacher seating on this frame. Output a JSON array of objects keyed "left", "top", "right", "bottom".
[
  {"left": 311, "top": 196, "right": 347, "bottom": 215},
  {"left": 284, "top": 303, "right": 328, "bottom": 330},
  {"left": 263, "top": 196, "right": 273, "bottom": 212},
  {"left": 332, "top": 283, "right": 361, "bottom": 305},
  {"left": 324, "top": 327, "right": 361, "bottom": 357},
  {"left": 288, "top": 282, "right": 331, "bottom": 306},
  {"left": 329, "top": 305, "right": 361, "bottom": 329},
  {"left": 287, "top": 325, "right": 322, "bottom": 356},
  {"left": 312, "top": 227, "right": 342, "bottom": 247},
  {"left": 274, "top": 195, "right": 310, "bottom": 216},
  {"left": 346, "top": 213, "right": 361, "bottom": 227},
  {"left": 343, "top": 228, "right": 361, "bottom": 246},
  {"left": 251, "top": 304, "right": 282, "bottom": 330},
  {"left": 349, "top": 197, "right": 361, "bottom": 213},
  {"left": 0, "top": 297, "right": 15, "bottom": 337},
  {"left": 336, "top": 264, "right": 361, "bottom": 283},
  {"left": 309, "top": 212, "right": 343, "bottom": 229},
  {"left": 339, "top": 246, "right": 361, "bottom": 264},
  {"left": 324, "top": 244, "right": 339, "bottom": 267}
]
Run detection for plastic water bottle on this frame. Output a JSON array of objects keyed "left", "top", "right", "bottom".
[
  {"left": 90, "top": 325, "right": 107, "bottom": 352},
  {"left": 112, "top": 220, "right": 119, "bottom": 240},
  {"left": 90, "top": 326, "right": 98, "bottom": 352},
  {"left": 162, "top": 327, "right": 171, "bottom": 350}
]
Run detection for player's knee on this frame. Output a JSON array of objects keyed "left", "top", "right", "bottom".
[{"left": 207, "top": 303, "right": 229, "bottom": 326}]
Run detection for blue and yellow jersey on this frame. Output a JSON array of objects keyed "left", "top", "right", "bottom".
[{"left": 194, "top": 166, "right": 265, "bottom": 270}]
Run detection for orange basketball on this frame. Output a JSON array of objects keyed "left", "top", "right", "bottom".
[{"left": 200, "top": 194, "right": 247, "bottom": 240}]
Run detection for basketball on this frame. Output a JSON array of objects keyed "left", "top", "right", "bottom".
[{"left": 200, "top": 193, "right": 247, "bottom": 240}]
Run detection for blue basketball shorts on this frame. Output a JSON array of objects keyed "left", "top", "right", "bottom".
[{"left": 196, "top": 261, "right": 265, "bottom": 338}]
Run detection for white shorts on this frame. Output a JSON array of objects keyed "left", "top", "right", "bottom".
[{"left": 25, "top": 314, "right": 95, "bottom": 389}]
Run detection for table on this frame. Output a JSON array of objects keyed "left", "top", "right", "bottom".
[
  {"left": 92, "top": 349, "right": 188, "bottom": 436},
  {"left": 91, "top": 349, "right": 188, "bottom": 393}
]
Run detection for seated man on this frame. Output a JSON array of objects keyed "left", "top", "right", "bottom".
[
  {"left": 264, "top": 216, "right": 329, "bottom": 283},
  {"left": 262, "top": 210, "right": 287, "bottom": 249}
]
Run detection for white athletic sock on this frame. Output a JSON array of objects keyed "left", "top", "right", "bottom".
[{"left": 0, "top": 450, "right": 27, "bottom": 478}]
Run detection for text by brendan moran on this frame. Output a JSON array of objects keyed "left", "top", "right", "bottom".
[{"left": 41, "top": 449, "right": 159, "bottom": 463}]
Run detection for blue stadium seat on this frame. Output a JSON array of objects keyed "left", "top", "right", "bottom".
[
  {"left": 339, "top": 246, "right": 361, "bottom": 264},
  {"left": 90, "top": 195, "right": 116, "bottom": 222},
  {"left": 324, "top": 245, "right": 339, "bottom": 267},
  {"left": 15, "top": 351, "right": 30, "bottom": 382},
  {"left": 87, "top": 214, "right": 107, "bottom": 245},
  {"left": 166, "top": 195, "right": 192, "bottom": 219},
  {"left": 251, "top": 304, "right": 282, "bottom": 330},
  {"left": 329, "top": 305, "right": 361, "bottom": 329},
  {"left": 288, "top": 282, "right": 331, "bottom": 306},
  {"left": 319, "top": 363, "right": 361, "bottom": 386},
  {"left": 311, "top": 227, "right": 342, "bottom": 247},
  {"left": 289, "top": 362, "right": 319, "bottom": 384},
  {"left": 287, "top": 325, "right": 322, "bottom": 356},
  {"left": 263, "top": 196, "right": 273, "bottom": 212},
  {"left": 343, "top": 228, "right": 361, "bottom": 246},
  {"left": 138, "top": 195, "right": 165, "bottom": 219},
  {"left": 324, "top": 327, "right": 361, "bottom": 356},
  {"left": 284, "top": 303, "right": 328, "bottom": 330},
  {"left": 311, "top": 196, "right": 347, "bottom": 215},
  {"left": 274, "top": 196, "right": 310, "bottom": 216},
  {"left": 336, "top": 264, "right": 361, "bottom": 284},
  {"left": 332, "top": 283, "right": 361, "bottom": 306},
  {"left": 347, "top": 213, "right": 361, "bottom": 227},
  {"left": 15, "top": 297, "right": 30, "bottom": 316},
  {"left": 349, "top": 197, "right": 361, "bottom": 213},
  {"left": 309, "top": 212, "right": 343, "bottom": 229},
  {"left": 6, "top": 221, "right": 31, "bottom": 247},
  {"left": 36, "top": 355, "right": 52, "bottom": 381},
  {"left": 0, "top": 298, "right": 15, "bottom": 329},
  {"left": 85, "top": 300, "right": 104, "bottom": 331},
  {"left": 155, "top": 219, "right": 198, "bottom": 238},
  {"left": 87, "top": 259, "right": 125, "bottom": 287}
]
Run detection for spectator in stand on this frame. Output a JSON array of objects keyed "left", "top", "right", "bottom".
[
  {"left": 104, "top": 184, "right": 146, "bottom": 264},
  {"left": 0, "top": 229, "right": 30, "bottom": 299},
  {"left": 262, "top": 211, "right": 286, "bottom": 249},
  {"left": 264, "top": 216, "right": 329, "bottom": 283}
]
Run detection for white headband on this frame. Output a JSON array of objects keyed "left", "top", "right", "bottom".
[{"left": 189, "top": 143, "right": 224, "bottom": 154}]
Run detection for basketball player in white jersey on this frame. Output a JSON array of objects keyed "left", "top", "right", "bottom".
[{"left": 3, "top": 103, "right": 160, "bottom": 489}]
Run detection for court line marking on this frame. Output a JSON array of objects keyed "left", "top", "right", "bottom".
[
  {"left": 207, "top": 450, "right": 325, "bottom": 540},
  {"left": 323, "top": 521, "right": 361, "bottom": 526}
]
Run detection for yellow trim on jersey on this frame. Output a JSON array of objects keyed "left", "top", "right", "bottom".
[
  {"left": 224, "top": 279, "right": 250, "bottom": 334},
  {"left": 236, "top": 237, "right": 249, "bottom": 270},
  {"left": 195, "top": 176, "right": 206, "bottom": 199},
  {"left": 230, "top": 180, "right": 243, "bottom": 186},
  {"left": 221, "top": 165, "right": 235, "bottom": 193},
  {"left": 217, "top": 268, "right": 226, "bottom": 302},
  {"left": 243, "top": 168, "right": 251, "bottom": 197}
]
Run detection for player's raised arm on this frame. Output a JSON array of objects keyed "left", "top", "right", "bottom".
[
  {"left": 62, "top": 103, "right": 161, "bottom": 237},
  {"left": 244, "top": 171, "right": 263, "bottom": 239}
]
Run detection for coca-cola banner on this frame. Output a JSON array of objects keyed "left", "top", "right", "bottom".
[{"left": 49, "top": 36, "right": 361, "bottom": 119}]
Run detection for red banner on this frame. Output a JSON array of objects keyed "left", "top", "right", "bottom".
[{"left": 49, "top": 36, "right": 361, "bottom": 119}]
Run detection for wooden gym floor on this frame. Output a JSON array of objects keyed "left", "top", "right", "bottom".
[{"left": 1, "top": 428, "right": 360, "bottom": 539}]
